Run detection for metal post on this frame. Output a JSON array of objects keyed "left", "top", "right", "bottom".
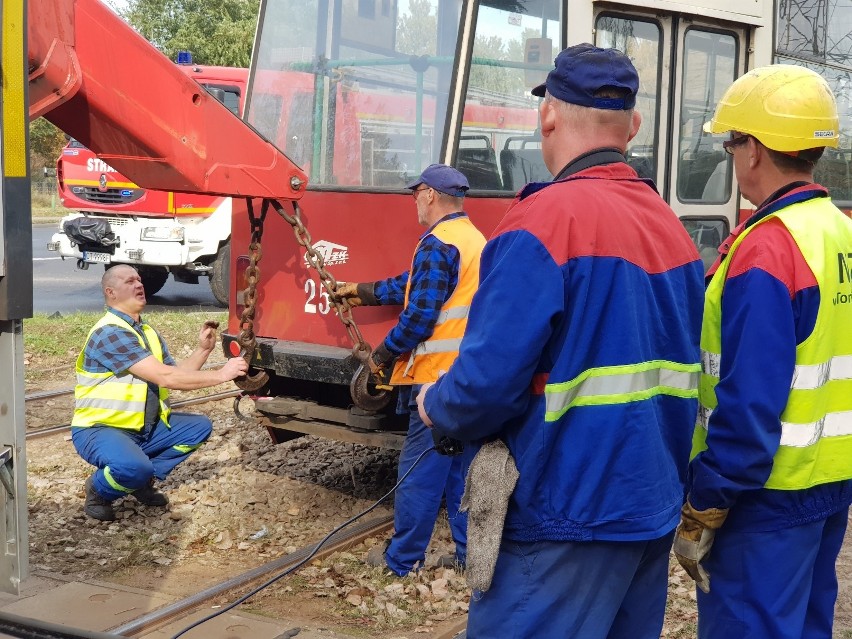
[{"left": 0, "top": 0, "right": 33, "bottom": 595}]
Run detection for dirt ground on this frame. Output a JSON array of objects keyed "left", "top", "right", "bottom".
[{"left": 21, "top": 379, "right": 852, "bottom": 638}]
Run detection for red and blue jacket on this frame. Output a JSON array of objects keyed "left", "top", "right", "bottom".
[
  {"left": 424, "top": 153, "right": 705, "bottom": 542},
  {"left": 687, "top": 182, "right": 852, "bottom": 531}
]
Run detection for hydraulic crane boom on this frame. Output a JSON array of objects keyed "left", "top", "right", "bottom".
[{"left": 27, "top": 0, "right": 307, "bottom": 200}]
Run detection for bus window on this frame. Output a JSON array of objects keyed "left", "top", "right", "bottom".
[
  {"left": 247, "top": 0, "right": 464, "bottom": 189},
  {"left": 457, "top": 0, "right": 559, "bottom": 192},
  {"left": 596, "top": 16, "right": 662, "bottom": 183},
  {"left": 677, "top": 29, "right": 737, "bottom": 203}
]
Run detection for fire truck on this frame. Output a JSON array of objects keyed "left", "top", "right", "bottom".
[{"left": 46, "top": 63, "right": 248, "bottom": 306}]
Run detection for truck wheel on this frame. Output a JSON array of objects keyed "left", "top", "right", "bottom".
[
  {"left": 137, "top": 266, "right": 169, "bottom": 297},
  {"left": 209, "top": 242, "right": 230, "bottom": 307}
]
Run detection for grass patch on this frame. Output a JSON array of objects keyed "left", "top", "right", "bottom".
[{"left": 23, "top": 310, "right": 229, "bottom": 385}]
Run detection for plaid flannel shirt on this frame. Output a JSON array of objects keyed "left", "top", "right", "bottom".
[{"left": 373, "top": 212, "right": 464, "bottom": 358}]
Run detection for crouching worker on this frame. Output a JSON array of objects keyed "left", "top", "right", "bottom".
[{"left": 72, "top": 265, "right": 248, "bottom": 521}]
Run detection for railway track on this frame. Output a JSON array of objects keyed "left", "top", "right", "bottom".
[
  {"left": 24, "top": 385, "right": 242, "bottom": 440},
  {"left": 108, "top": 511, "right": 465, "bottom": 639},
  {"left": 21, "top": 377, "right": 469, "bottom": 638}
]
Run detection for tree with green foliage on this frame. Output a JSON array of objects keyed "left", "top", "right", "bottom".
[
  {"left": 395, "top": 0, "right": 437, "bottom": 56},
  {"left": 119, "top": 0, "right": 259, "bottom": 67},
  {"left": 29, "top": 118, "right": 67, "bottom": 175}
]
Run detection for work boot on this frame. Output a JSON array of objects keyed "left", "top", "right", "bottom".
[
  {"left": 84, "top": 476, "right": 115, "bottom": 522},
  {"left": 434, "top": 553, "right": 466, "bottom": 570},
  {"left": 365, "top": 539, "right": 390, "bottom": 568},
  {"left": 132, "top": 480, "right": 169, "bottom": 507}
]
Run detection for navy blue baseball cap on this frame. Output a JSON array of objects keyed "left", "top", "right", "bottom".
[
  {"left": 406, "top": 163, "right": 469, "bottom": 197},
  {"left": 531, "top": 43, "right": 639, "bottom": 110}
]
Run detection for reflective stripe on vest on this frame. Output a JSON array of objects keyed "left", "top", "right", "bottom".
[
  {"left": 544, "top": 360, "right": 700, "bottom": 422},
  {"left": 692, "top": 197, "right": 852, "bottom": 489},
  {"left": 391, "top": 216, "right": 486, "bottom": 385},
  {"left": 72, "top": 313, "right": 172, "bottom": 431}
]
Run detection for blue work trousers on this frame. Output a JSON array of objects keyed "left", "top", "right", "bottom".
[
  {"left": 467, "top": 532, "right": 674, "bottom": 639},
  {"left": 72, "top": 412, "right": 212, "bottom": 501},
  {"left": 697, "top": 507, "right": 848, "bottom": 639},
  {"left": 385, "top": 385, "right": 468, "bottom": 576}
]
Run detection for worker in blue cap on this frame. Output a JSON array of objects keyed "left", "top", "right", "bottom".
[
  {"left": 335, "top": 163, "right": 486, "bottom": 575},
  {"left": 415, "top": 44, "right": 704, "bottom": 637}
]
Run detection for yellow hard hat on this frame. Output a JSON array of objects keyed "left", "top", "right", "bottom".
[{"left": 703, "top": 65, "right": 839, "bottom": 152}]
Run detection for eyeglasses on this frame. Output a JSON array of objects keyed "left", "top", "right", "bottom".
[
  {"left": 412, "top": 186, "right": 431, "bottom": 199},
  {"left": 722, "top": 134, "right": 751, "bottom": 155}
]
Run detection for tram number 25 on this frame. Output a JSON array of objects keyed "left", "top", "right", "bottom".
[{"left": 304, "top": 278, "right": 331, "bottom": 314}]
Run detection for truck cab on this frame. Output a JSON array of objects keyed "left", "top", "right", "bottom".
[{"left": 46, "top": 64, "right": 248, "bottom": 305}]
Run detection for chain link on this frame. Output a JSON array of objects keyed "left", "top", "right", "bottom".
[
  {"left": 234, "top": 199, "right": 270, "bottom": 392},
  {"left": 270, "top": 200, "right": 371, "bottom": 357},
  {"left": 236, "top": 197, "right": 388, "bottom": 410}
]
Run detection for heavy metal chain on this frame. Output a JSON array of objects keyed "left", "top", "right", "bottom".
[
  {"left": 233, "top": 198, "right": 270, "bottom": 392},
  {"left": 269, "top": 199, "right": 370, "bottom": 356},
  {"left": 270, "top": 200, "right": 390, "bottom": 411}
]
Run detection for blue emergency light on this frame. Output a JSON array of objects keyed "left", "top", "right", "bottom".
[{"left": 176, "top": 51, "right": 193, "bottom": 65}]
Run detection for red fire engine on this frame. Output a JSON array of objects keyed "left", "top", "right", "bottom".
[{"left": 47, "top": 64, "right": 248, "bottom": 306}]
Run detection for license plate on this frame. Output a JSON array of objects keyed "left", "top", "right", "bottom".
[{"left": 83, "top": 251, "right": 111, "bottom": 264}]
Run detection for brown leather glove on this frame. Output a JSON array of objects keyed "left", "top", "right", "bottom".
[
  {"left": 673, "top": 499, "right": 728, "bottom": 594},
  {"left": 368, "top": 343, "right": 393, "bottom": 384},
  {"left": 333, "top": 282, "right": 378, "bottom": 307}
]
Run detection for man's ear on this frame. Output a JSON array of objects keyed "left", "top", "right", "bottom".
[
  {"left": 628, "top": 110, "right": 642, "bottom": 143},
  {"left": 540, "top": 100, "right": 556, "bottom": 137}
]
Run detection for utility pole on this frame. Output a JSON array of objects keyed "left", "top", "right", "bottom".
[{"left": 0, "top": 0, "right": 33, "bottom": 596}]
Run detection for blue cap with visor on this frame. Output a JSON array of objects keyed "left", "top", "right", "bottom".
[
  {"left": 406, "top": 164, "right": 469, "bottom": 197},
  {"left": 531, "top": 43, "right": 639, "bottom": 111}
]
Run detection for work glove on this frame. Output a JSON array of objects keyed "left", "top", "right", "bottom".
[
  {"left": 673, "top": 499, "right": 729, "bottom": 594},
  {"left": 368, "top": 342, "right": 394, "bottom": 385},
  {"left": 333, "top": 282, "right": 378, "bottom": 307}
]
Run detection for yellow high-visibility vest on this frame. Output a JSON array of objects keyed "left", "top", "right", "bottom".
[
  {"left": 692, "top": 196, "right": 852, "bottom": 489},
  {"left": 72, "top": 313, "right": 171, "bottom": 431},
  {"left": 391, "top": 216, "right": 486, "bottom": 385}
]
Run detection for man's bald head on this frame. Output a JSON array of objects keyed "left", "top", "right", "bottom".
[{"left": 102, "top": 265, "right": 138, "bottom": 298}]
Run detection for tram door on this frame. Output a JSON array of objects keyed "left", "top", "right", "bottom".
[{"left": 594, "top": 8, "right": 751, "bottom": 270}]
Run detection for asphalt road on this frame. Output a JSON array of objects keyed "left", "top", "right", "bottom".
[{"left": 31, "top": 224, "right": 223, "bottom": 315}]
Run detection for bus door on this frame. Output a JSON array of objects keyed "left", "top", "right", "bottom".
[{"left": 594, "top": 7, "right": 752, "bottom": 270}]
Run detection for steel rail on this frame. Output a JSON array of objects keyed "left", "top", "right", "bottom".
[
  {"left": 25, "top": 389, "right": 243, "bottom": 440},
  {"left": 109, "top": 515, "right": 396, "bottom": 637},
  {"left": 23, "top": 362, "right": 229, "bottom": 403}
]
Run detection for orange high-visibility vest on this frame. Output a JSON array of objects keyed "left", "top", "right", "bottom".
[{"left": 390, "top": 216, "right": 485, "bottom": 385}]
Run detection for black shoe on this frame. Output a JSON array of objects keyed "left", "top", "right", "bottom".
[
  {"left": 84, "top": 477, "right": 116, "bottom": 522},
  {"left": 435, "top": 553, "right": 466, "bottom": 570},
  {"left": 132, "top": 480, "right": 169, "bottom": 507}
]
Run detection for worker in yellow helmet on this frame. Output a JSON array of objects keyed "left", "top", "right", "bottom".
[{"left": 674, "top": 64, "right": 852, "bottom": 638}]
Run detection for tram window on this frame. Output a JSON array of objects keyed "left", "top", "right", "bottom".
[
  {"left": 457, "top": 0, "right": 558, "bottom": 191},
  {"left": 677, "top": 29, "right": 737, "bottom": 204},
  {"left": 500, "top": 134, "right": 551, "bottom": 191},
  {"left": 249, "top": 92, "right": 284, "bottom": 150},
  {"left": 247, "top": 0, "right": 462, "bottom": 189},
  {"left": 596, "top": 16, "right": 661, "bottom": 183},
  {"left": 681, "top": 217, "right": 729, "bottom": 272}
]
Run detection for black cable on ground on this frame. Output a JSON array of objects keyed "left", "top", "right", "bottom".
[{"left": 169, "top": 445, "right": 439, "bottom": 639}]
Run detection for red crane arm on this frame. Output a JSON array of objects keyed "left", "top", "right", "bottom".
[{"left": 28, "top": 0, "right": 307, "bottom": 199}]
